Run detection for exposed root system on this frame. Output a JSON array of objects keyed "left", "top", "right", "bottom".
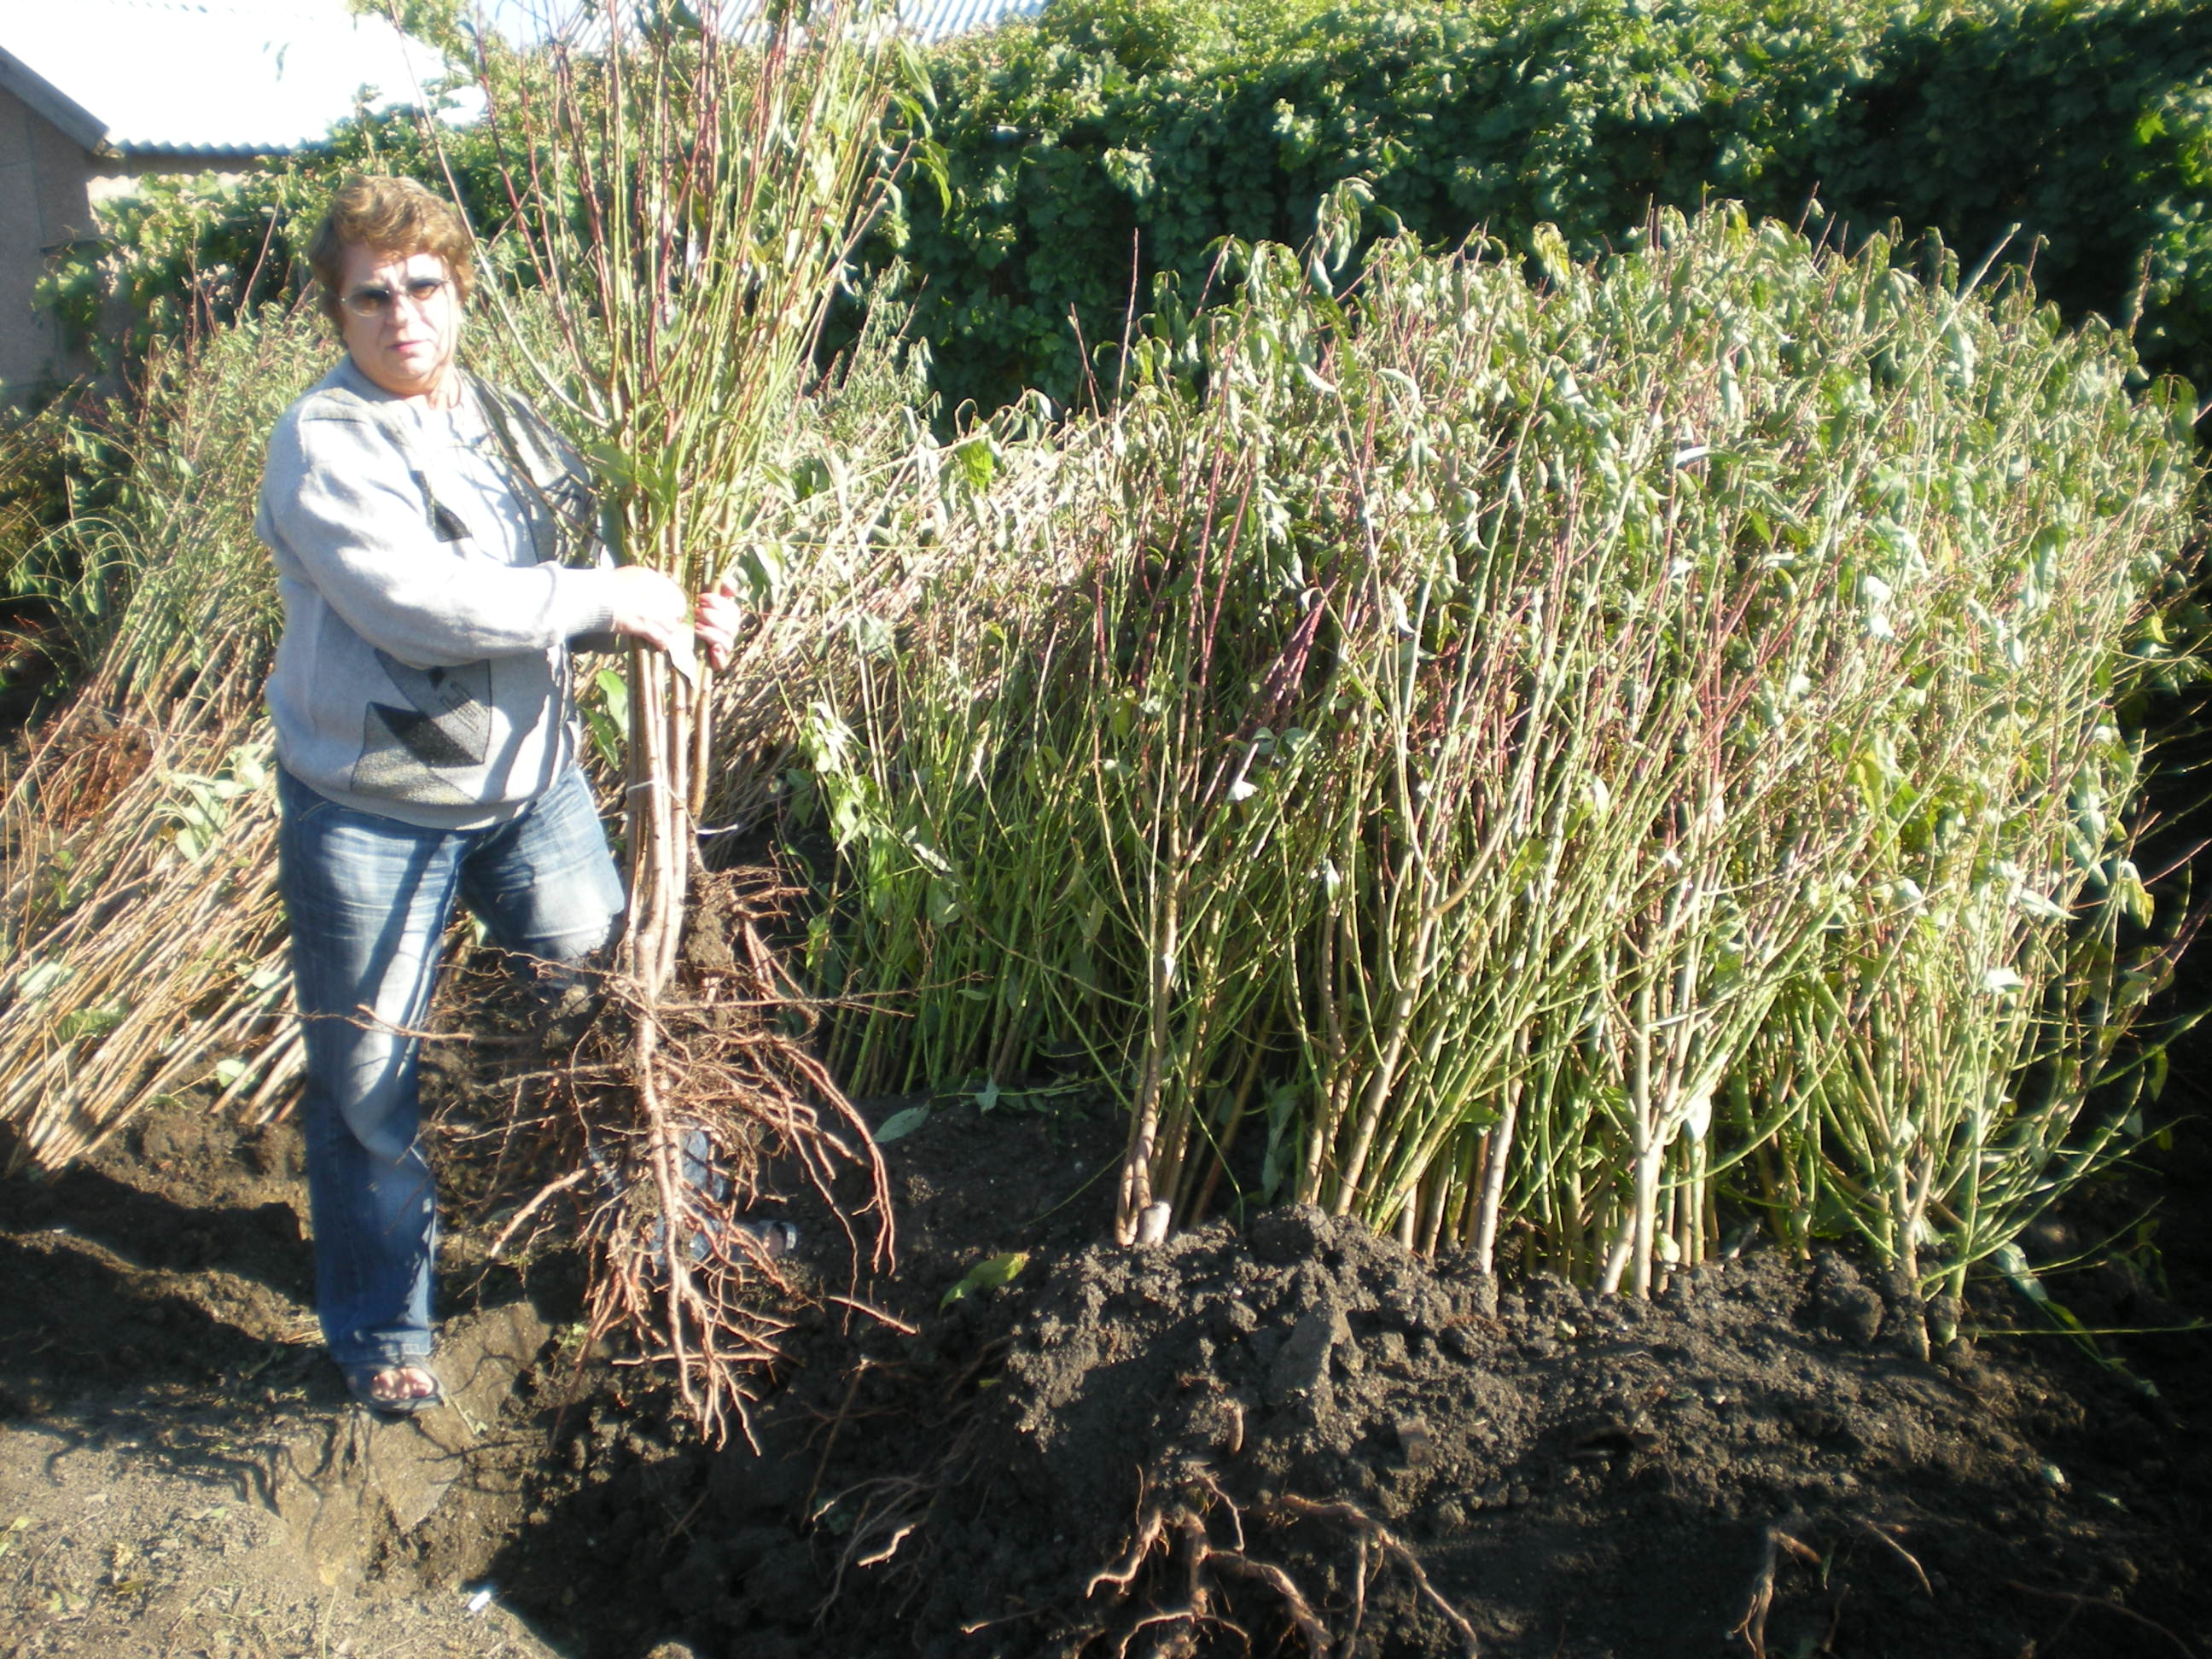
[
  {"left": 1062, "top": 1472, "right": 1478, "bottom": 1658},
  {"left": 486, "top": 865, "right": 893, "bottom": 1443}
]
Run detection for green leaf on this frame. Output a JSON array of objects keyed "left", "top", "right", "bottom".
[
  {"left": 941, "top": 1250, "right": 1028, "bottom": 1310},
  {"left": 875, "top": 1105, "right": 931, "bottom": 1144},
  {"left": 950, "top": 435, "right": 996, "bottom": 492},
  {"left": 56, "top": 1003, "right": 127, "bottom": 1045},
  {"left": 15, "top": 958, "right": 71, "bottom": 1002}
]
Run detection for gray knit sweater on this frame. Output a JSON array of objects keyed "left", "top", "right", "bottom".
[{"left": 257, "top": 359, "right": 625, "bottom": 830}]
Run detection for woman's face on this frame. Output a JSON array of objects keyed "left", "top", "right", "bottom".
[{"left": 336, "top": 243, "right": 462, "bottom": 405}]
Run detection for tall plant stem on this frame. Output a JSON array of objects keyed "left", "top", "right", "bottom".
[
  {"left": 624, "top": 650, "right": 694, "bottom": 999},
  {"left": 634, "top": 1006, "right": 704, "bottom": 1421},
  {"left": 1470, "top": 1027, "right": 1530, "bottom": 1275},
  {"left": 1115, "top": 857, "right": 1183, "bottom": 1243},
  {"left": 620, "top": 645, "right": 707, "bottom": 1412}
]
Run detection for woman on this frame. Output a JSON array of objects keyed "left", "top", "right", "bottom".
[{"left": 258, "top": 176, "right": 742, "bottom": 1413}]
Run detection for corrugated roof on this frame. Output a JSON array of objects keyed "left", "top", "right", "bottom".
[
  {"left": 3, "top": 0, "right": 454, "bottom": 156},
  {"left": 895, "top": 0, "right": 1045, "bottom": 43},
  {"left": 484, "top": 0, "right": 1046, "bottom": 47}
]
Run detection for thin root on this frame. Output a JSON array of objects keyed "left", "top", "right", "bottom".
[
  {"left": 1074, "top": 1480, "right": 1472, "bottom": 1658},
  {"left": 1267, "top": 1493, "right": 1481, "bottom": 1656},
  {"left": 1856, "top": 1518, "right": 1931, "bottom": 1598}
]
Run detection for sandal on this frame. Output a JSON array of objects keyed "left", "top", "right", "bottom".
[
  {"left": 690, "top": 1215, "right": 802, "bottom": 1263},
  {"left": 341, "top": 1359, "right": 445, "bottom": 1417},
  {"left": 735, "top": 1219, "right": 801, "bottom": 1260}
]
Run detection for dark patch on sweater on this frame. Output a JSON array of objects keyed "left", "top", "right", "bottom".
[
  {"left": 430, "top": 501, "right": 470, "bottom": 543},
  {"left": 351, "top": 654, "right": 493, "bottom": 805}
]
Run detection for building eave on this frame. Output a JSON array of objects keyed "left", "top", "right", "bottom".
[
  {"left": 106, "top": 139, "right": 291, "bottom": 160},
  {"left": 0, "top": 48, "right": 108, "bottom": 154}
]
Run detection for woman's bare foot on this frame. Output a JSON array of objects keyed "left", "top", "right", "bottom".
[
  {"left": 342, "top": 1360, "right": 443, "bottom": 1415},
  {"left": 370, "top": 1365, "right": 439, "bottom": 1406}
]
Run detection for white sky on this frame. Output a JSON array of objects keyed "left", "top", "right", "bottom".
[
  {"left": 470, "top": 1, "right": 585, "bottom": 44},
  {"left": 3, "top": 0, "right": 1039, "bottom": 155},
  {"left": 7, "top": 0, "right": 456, "bottom": 152}
]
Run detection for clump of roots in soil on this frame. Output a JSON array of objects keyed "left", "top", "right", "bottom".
[
  {"left": 474, "top": 865, "right": 893, "bottom": 1446},
  {"left": 828, "top": 1447, "right": 1481, "bottom": 1659},
  {"left": 1064, "top": 1471, "right": 1481, "bottom": 1659}
]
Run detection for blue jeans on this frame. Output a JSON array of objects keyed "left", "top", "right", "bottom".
[{"left": 277, "top": 765, "right": 626, "bottom": 1370}]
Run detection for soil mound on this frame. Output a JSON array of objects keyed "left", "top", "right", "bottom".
[
  {"left": 689, "top": 1196, "right": 2201, "bottom": 1659},
  {"left": 4, "top": 1086, "right": 2209, "bottom": 1659}
]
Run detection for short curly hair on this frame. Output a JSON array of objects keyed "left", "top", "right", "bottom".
[{"left": 306, "top": 175, "right": 476, "bottom": 326}]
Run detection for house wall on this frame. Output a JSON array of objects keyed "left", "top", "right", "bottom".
[{"left": 0, "top": 79, "right": 96, "bottom": 406}]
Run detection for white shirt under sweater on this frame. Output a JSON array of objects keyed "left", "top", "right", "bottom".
[{"left": 256, "top": 358, "right": 625, "bottom": 830}]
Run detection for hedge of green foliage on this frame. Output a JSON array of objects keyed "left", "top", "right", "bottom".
[
  {"left": 888, "top": 0, "right": 2212, "bottom": 415},
  {"left": 32, "top": 0, "right": 2212, "bottom": 426}
]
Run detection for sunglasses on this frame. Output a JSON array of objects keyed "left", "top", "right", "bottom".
[{"left": 340, "top": 276, "right": 451, "bottom": 318}]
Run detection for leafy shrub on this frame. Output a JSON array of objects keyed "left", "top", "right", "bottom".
[
  {"left": 800, "top": 203, "right": 2202, "bottom": 1307},
  {"left": 885, "top": 0, "right": 2212, "bottom": 415}
]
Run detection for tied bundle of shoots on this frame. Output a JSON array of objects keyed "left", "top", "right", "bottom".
[{"left": 459, "top": 0, "right": 917, "bottom": 1435}]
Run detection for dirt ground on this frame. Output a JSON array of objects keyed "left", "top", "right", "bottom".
[{"left": 3, "top": 954, "right": 2209, "bottom": 1659}]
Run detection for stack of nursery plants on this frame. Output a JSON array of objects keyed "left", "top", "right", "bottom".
[
  {"left": 798, "top": 201, "right": 2203, "bottom": 1324},
  {"left": 1, "top": 181, "right": 2198, "bottom": 1365},
  {"left": 0, "top": 317, "right": 324, "bottom": 1168},
  {"left": 435, "top": 0, "right": 953, "bottom": 1436}
]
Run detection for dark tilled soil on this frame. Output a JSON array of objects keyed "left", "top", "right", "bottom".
[{"left": 3, "top": 1007, "right": 2209, "bottom": 1659}]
